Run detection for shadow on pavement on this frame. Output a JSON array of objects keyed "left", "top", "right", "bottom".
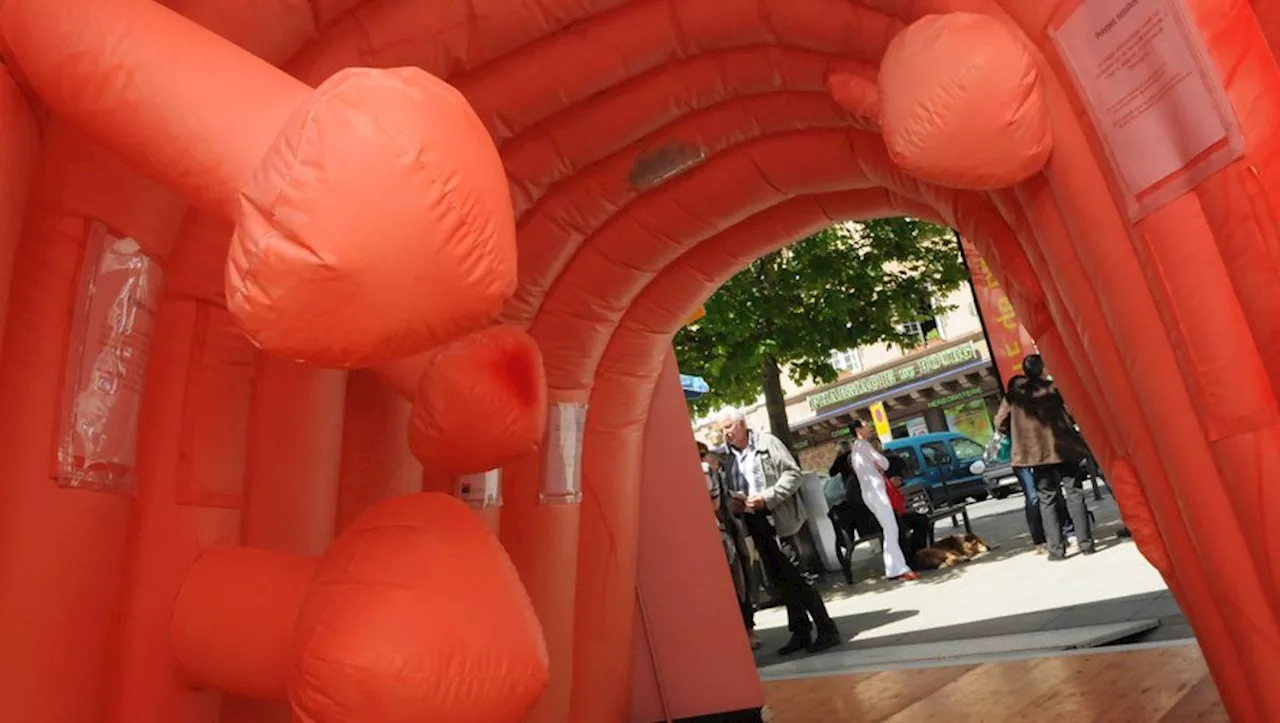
[
  {"left": 751, "top": 607, "right": 920, "bottom": 668},
  {"left": 821, "top": 503, "right": 1132, "bottom": 594},
  {"left": 751, "top": 590, "right": 1189, "bottom": 670}
]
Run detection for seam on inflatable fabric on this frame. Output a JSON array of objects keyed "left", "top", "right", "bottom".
[
  {"left": 365, "top": 73, "right": 505, "bottom": 296},
  {"left": 231, "top": 75, "right": 346, "bottom": 309},
  {"left": 1241, "top": 167, "right": 1280, "bottom": 280},
  {"left": 1135, "top": 228, "right": 1222, "bottom": 442},
  {"left": 347, "top": 10, "right": 377, "bottom": 66},
  {"left": 307, "top": 0, "right": 324, "bottom": 39},
  {"left": 635, "top": 587, "right": 674, "bottom": 722},
  {"left": 0, "top": 57, "right": 44, "bottom": 136},
  {"left": 665, "top": 0, "right": 691, "bottom": 58}
]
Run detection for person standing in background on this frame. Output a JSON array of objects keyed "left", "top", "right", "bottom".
[
  {"left": 994, "top": 354, "right": 1096, "bottom": 561},
  {"left": 716, "top": 410, "right": 841, "bottom": 656},
  {"left": 849, "top": 420, "right": 919, "bottom": 581},
  {"left": 698, "top": 441, "right": 762, "bottom": 650}
]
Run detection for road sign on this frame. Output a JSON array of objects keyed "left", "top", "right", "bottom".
[{"left": 869, "top": 401, "right": 892, "bottom": 443}]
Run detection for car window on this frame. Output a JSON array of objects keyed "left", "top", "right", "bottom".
[
  {"left": 920, "top": 442, "right": 953, "bottom": 467},
  {"left": 885, "top": 448, "right": 919, "bottom": 476},
  {"left": 950, "top": 438, "right": 984, "bottom": 460}
]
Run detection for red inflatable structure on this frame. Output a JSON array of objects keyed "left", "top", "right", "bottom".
[{"left": 1, "top": 0, "right": 1279, "bottom": 721}]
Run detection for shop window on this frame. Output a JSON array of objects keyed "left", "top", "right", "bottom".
[
  {"left": 920, "top": 442, "right": 953, "bottom": 468},
  {"left": 897, "top": 296, "right": 944, "bottom": 346},
  {"left": 949, "top": 437, "right": 985, "bottom": 461},
  {"left": 829, "top": 348, "right": 863, "bottom": 373},
  {"left": 904, "top": 416, "right": 929, "bottom": 437}
]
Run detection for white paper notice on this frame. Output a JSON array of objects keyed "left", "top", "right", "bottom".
[{"left": 1053, "top": 0, "right": 1237, "bottom": 204}]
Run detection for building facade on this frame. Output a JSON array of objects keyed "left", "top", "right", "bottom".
[{"left": 692, "top": 284, "right": 1005, "bottom": 472}]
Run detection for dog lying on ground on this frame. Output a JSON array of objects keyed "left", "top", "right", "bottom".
[{"left": 914, "top": 533, "right": 991, "bottom": 570}]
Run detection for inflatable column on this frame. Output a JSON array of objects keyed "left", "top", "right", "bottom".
[{"left": 630, "top": 348, "right": 765, "bottom": 721}]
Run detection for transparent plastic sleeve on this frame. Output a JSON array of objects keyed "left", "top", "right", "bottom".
[
  {"left": 455, "top": 469, "right": 503, "bottom": 509},
  {"left": 55, "top": 223, "right": 162, "bottom": 495},
  {"left": 540, "top": 402, "right": 587, "bottom": 505}
]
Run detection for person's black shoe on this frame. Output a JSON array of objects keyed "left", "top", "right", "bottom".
[
  {"left": 1048, "top": 553, "right": 1067, "bottom": 562},
  {"left": 777, "top": 633, "right": 811, "bottom": 656},
  {"left": 1081, "top": 547, "right": 1097, "bottom": 556},
  {"left": 808, "top": 628, "right": 842, "bottom": 653},
  {"left": 1117, "top": 527, "right": 1133, "bottom": 539}
]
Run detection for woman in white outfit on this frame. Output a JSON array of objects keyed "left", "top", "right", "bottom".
[{"left": 848, "top": 420, "right": 918, "bottom": 581}]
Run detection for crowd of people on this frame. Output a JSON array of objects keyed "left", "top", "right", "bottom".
[{"left": 698, "top": 353, "right": 1111, "bottom": 659}]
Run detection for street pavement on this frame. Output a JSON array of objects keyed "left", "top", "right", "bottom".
[{"left": 751, "top": 486, "right": 1192, "bottom": 670}]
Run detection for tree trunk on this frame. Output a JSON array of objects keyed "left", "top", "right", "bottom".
[{"left": 761, "top": 355, "right": 793, "bottom": 453}]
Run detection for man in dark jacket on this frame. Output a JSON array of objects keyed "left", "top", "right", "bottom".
[{"left": 993, "top": 354, "right": 1095, "bottom": 560}]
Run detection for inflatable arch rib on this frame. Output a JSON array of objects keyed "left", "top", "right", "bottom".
[{"left": 2, "top": 0, "right": 1280, "bottom": 721}]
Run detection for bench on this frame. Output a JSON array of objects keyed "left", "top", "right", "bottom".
[
  {"left": 828, "top": 484, "right": 975, "bottom": 584},
  {"left": 905, "top": 486, "right": 973, "bottom": 546}
]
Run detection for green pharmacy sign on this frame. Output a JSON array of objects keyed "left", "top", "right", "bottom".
[{"left": 807, "top": 343, "right": 979, "bottom": 411}]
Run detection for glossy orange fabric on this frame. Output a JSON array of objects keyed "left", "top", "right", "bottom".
[
  {"left": 1, "top": 0, "right": 1279, "bottom": 722},
  {"left": 409, "top": 325, "right": 547, "bottom": 475}
]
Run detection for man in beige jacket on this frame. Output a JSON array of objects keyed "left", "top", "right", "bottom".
[{"left": 716, "top": 410, "right": 840, "bottom": 656}]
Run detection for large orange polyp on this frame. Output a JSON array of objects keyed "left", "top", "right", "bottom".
[
  {"left": 228, "top": 67, "right": 517, "bottom": 367},
  {"left": 878, "top": 13, "right": 1052, "bottom": 190},
  {"left": 289, "top": 494, "right": 548, "bottom": 723},
  {"left": 409, "top": 325, "right": 547, "bottom": 476}
]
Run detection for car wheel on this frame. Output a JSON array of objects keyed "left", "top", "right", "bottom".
[
  {"left": 991, "top": 488, "right": 1010, "bottom": 499},
  {"left": 970, "top": 492, "right": 989, "bottom": 503}
]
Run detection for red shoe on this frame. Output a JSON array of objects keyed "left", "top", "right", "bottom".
[{"left": 895, "top": 571, "right": 920, "bottom": 582}]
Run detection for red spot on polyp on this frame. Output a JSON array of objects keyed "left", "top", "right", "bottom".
[
  {"left": 410, "top": 325, "right": 547, "bottom": 475},
  {"left": 499, "top": 345, "right": 538, "bottom": 409}
]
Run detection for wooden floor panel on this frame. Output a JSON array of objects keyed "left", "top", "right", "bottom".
[{"left": 762, "top": 645, "right": 1226, "bottom": 722}]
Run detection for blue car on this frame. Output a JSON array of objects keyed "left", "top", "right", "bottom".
[{"left": 883, "top": 432, "right": 991, "bottom": 508}]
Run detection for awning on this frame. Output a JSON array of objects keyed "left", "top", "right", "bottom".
[{"left": 681, "top": 374, "right": 710, "bottom": 400}]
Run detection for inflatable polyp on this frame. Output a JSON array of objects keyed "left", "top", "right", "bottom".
[
  {"left": 4, "top": 0, "right": 1280, "bottom": 722},
  {"left": 228, "top": 66, "right": 519, "bottom": 367},
  {"left": 877, "top": 13, "right": 1054, "bottom": 189},
  {"left": 409, "top": 324, "right": 548, "bottom": 475},
  {"left": 172, "top": 494, "right": 549, "bottom": 722},
  {"left": 1, "top": 0, "right": 518, "bottom": 367}
]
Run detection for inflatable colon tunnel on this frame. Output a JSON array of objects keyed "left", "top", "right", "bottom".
[{"left": 2, "top": 0, "right": 1280, "bottom": 721}]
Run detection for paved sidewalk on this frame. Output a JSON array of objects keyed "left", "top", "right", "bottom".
[{"left": 751, "top": 488, "right": 1191, "bottom": 669}]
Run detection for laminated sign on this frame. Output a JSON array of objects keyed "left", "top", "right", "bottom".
[
  {"left": 56, "top": 224, "right": 162, "bottom": 494},
  {"left": 1052, "top": 0, "right": 1243, "bottom": 219},
  {"left": 541, "top": 402, "right": 587, "bottom": 504}
]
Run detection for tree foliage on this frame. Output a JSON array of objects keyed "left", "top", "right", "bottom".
[{"left": 676, "top": 219, "right": 968, "bottom": 419}]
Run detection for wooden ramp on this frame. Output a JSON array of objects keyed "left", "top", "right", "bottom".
[{"left": 761, "top": 642, "right": 1224, "bottom": 722}]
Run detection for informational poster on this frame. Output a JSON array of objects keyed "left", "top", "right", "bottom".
[
  {"left": 1052, "top": 0, "right": 1243, "bottom": 219},
  {"left": 540, "top": 402, "right": 587, "bottom": 504},
  {"left": 959, "top": 235, "right": 1036, "bottom": 389},
  {"left": 56, "top": 224, "right": 162, "bottom": 494},
  {"left": 905, "top": 417, "right": 929, "bottom": 438},
  {"left": 868, "top": 401, "right": 892, "bottom": 443},
  {"left": 945, "top": 399, "right": 995, "bottom": 447}
]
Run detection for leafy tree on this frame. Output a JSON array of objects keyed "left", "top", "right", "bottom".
[{"left": 676, "top": 219, "right": 968, "bottom": 449}]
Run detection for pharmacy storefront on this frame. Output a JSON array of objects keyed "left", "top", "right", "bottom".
[{"left": 791, "top": 336, "right": 1003, "bottom": 470}]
